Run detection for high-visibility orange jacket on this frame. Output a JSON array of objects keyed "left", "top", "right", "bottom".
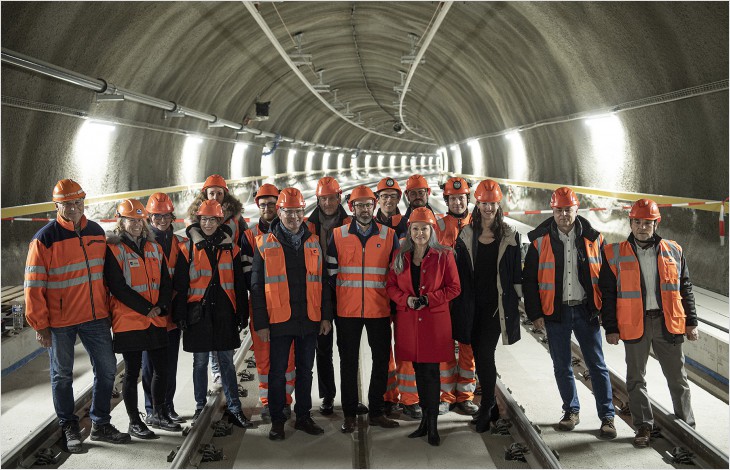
[
  {"left": 24, "top": 214, "right": 110, "bottom": 330},
  {"left": 178, "top": 236, "right": 240, "bottom": 312},
  {"left": 327, "top": 221, "right": 398, "bottom": 318},
  {"left": 224, "top": 213, "right": 247, "bottom": 248},
  {"left": 599, "top": 235, "right": 697, "bottom": 342},
  {"left": 374, "top": 210, "right": 403, "bottom": 231},
  {"left": 107, "top": 237, "right": 169, "bottom": 333},
  {"left": 435, "top": 212, "right": 472, "bottom": 248},
  {"left": 254, "top": 230, "right": 323, "bottom": 325},
  {"left": 523, "top": 216, "right": 603, "bottom": 323},
  {"left": 305, "top": 205, "right": 351, "bottom": 251}
]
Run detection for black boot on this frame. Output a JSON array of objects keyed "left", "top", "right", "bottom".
[
  {"left": 475, "top": 409, "right": 491, "bottom": 433},
  {"left": 149, "top": 406, "right": 183, "bottom": 432},
  {"left": 408, "top": 410, "right": 428, "bottom": 438},
  {"left": 427, "top": 412, "right": 440, "bottom": 446},
  {"left": 128, "top": 412, "right": 156, "bottom": 439}
]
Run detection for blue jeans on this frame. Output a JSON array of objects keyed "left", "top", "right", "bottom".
[
  {"left": 270, "top": 333, "right": 317, "bottom": 423},
  {"left": 49, "top": 318, "right": 117, "bottom": 426},
  {"left": 192, "top": 350, "right": 240, "bottom": 413},
  {"left": 544, "top": 304, "right": 615, "bottom": 419}
]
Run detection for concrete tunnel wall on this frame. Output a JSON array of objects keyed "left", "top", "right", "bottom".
[{"left": 1, "top": 2, "right": 728, "bottom": 293}]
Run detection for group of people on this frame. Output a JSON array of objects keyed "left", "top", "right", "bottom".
[{"left": 23, "top": 172, "right": 699, "bottom": 454}]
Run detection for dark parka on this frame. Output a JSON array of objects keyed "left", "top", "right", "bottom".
[
  {"left": 250, "top": 219, "right": 333, "bottom": 337},
  {"left": 523, "top": 215, "right": 603, "bottom": 324},
  {"left": 172, "top": 224, "right": 248, "bottom": 353},
  {"left": 104, "top": 232, "right": 172, "bottom": 353},
  {"left": 452, "top": 223, "right": 523, "bottom": 345},
  {"left": 599, "top": 233, "right": 697, "bottom": 344}
]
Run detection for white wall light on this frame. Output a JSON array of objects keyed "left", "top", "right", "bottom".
[
  {"left": 305, "top": 151, "right": 316, "bottom": 173},
  {"left": 287, "top": 149, "right": 297, "bottom": 174},
  {"left": 450, "top": 145, "right": 463, "bottom": 174},
  {"left": 390, "top": 155, "right": 396, "bottom": 170},
  {"left": 230, "top": 142, "right": 248, "bottom": 179},
  {"left": 437, "top": 147, "right": 447, "bottom": 172},
  {"left": 337, "top": 152, "right": 345, "bottom": 170},
  {"left": 323, "top": 152, "right": 331, "bottom": 171},
  {"left": 584, "top": 114, "right": 627, "bottom": 189},
  {"left": 428, "top": 156, "right": 434, "bottom": 169},
  {"left": 365, "top": 154, "right": 373, "bottom": 169},
  {"left": 377, "top": 154, "right": 385, "bottom": 169},
  {"left": 401, "top": 156, "right": 408, "bottom": 169},
  {"left": 73, "top": 121, "right": 116, "bottom": 195},
  {"left": 505, "top": 132, "right": 527, "bottom": 181},
  {"left": 181, "top": 135, "right": 204, "bottom": 185},
  {"left": 467, "top": 140, "right": 483, "bottom": 176}
]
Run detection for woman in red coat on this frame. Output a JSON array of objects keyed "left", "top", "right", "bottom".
[{"left": 386, "top": 207, "right": 461, "bottom": 446}]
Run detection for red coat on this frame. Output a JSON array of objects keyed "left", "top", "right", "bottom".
[{"left": 386, "top": 248, "right": 461, "bottom": 363}]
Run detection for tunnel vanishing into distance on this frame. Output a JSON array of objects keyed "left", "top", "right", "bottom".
[{"left": 1, "top": 2, "right": 728, "bottom": 293}]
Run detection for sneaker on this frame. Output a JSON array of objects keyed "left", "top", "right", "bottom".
[
  {"left": 89, "top": 422, "right": 131, "bottom": 444},
  {"left": 62, "top": 422, "right": 82, "bottom": 453},
  {"left": 600, "top": 417, "right": 617, "bottom": 439},
  {"left": 438, "top": 401, "right": 450, "bottom": 416},
  {"left": 558, "top": 411, "right": 580, "bottom": 431},
  {"left": 633, "top": 425, "right": 651, "bottom": 448},
  {"left": 144, "top": 410, "right": 153, "bottom": 425},
  {"left": 294, "top": 415, "right": 325, "bottom": 435},
  {"left": 402, "top": 403, "right": 423, "bottom": 419},
  {"left": 456, "top": 400, "right": 479, "bottom": 415}
]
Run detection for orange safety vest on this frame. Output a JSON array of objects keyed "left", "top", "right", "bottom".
[
  {"left": 533, "top": 233, "right": 603, "bottom": 315},
  {"left": 305, "top": 216, "right": 353, "bottom": 246},
  {"left": 108, "top": 240, "right": 167, "bottom": 333},
  {"left": 435, "top": 213, "right": 472, "bottom": 248},
  {"left": 331, "top": 223, "right": 394, "bottom": 318},
  {"left": 24, "top": 215, "right": 110, "bottom": 330},
  {"left": 178, "top": 240, "right": 240, "bottom": 312},
  {"left": 224, "top": 214, "right": 244, "bottom": 247},
  {"left": 256, "top": 232, "right": 323, "bottom": 324},
  {"left": 603, "top": 240, "right": 686, "bottom": 340}
]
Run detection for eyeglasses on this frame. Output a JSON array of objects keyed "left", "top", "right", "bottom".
[
  {"left": 353, "top": 202, "right": 374, "bottom": 210},
  {"left": 280, "top": 209, "right": 304, "bottom": 218},
  {"left": 258, "top": 203, "right": 277, "bottom": 210},
  {"left": 200, "top": 217, "right": 219, "bottom": 224},
  {"left": 151, "top": 213, "right": 173, "bottom": 221},
  {"left": 408, "top": 189, "right": 428, "bottom": 197},
  {"left": 57, "top": 200, "right": 84, "bottom": 209},
  {"left": 379, "top": 194, "right": 399, "bottom": 201}
]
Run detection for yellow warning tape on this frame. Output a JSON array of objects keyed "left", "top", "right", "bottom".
[{"left": 451, "top": 173, "right": 727, "bottom": 213}]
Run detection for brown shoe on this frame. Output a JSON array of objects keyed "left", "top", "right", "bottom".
[
  {"left": 341, "top": 416, "right": 357, "bottom": 433},
  {"left": 368, "top": 414, "right": 399, "bottom": 428},
  {"left": 633, "top": 425, "right": 651, "bottom": 448},
  {"left": 558, "top": 411, "right": 580, "bottom": 431},
  {"left": 599, "top": 417, "right": 617, "bottom": 439}
]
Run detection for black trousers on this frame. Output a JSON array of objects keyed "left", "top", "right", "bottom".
[
  {"left": 316, "top": 325, "right": 336, "bottom": 399},
  {"left": 122, "top": 347, "right": 167, "bottom": 416},
  {"left": 336, "top": 316, "right": 391, "bottom": 417},
  {"left": 413, "top": 362, "right": 440, "bottom": 415},
  {"left": 142, "top": 328, "right": 181, "bottom": 413},
  {"left": 472, "top": 306, "right": 502, "bottom": 411}
]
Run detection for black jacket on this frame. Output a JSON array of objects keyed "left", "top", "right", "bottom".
[
  {"left": 172, "top": 224, "right": 248, "bottom": 353},
  {"left": 599, "top": 233, "right": 697, "bottom": 344},
  {"left": 452, "top": 223, "right": 522, "bottom": 345},
  {"left": 104, "top": 233, "right": 172, "bottom": 353},
  {"left": 523, "top": 215, "right": 603, "bottom": 323},
  {"left": 251, "top": 219, "right": 333, "bottom": 337}
]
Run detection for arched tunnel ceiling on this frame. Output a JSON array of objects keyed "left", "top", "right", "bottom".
[{"left": 2, "top": 1, "right": 727, "bottom": 156}]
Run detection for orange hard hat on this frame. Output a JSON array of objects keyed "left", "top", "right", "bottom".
[
  {"left": 629, "top": 198, "right": 661, "bottom": 222},
  {"left": 443, "top": 177, "right": 470, "bottom": 196},
  {"left": 474, "top": 179, "right": 503, "bottom": 203},
  {"left": 277, "top": 187, "right": 306, "bottom": 209},
  {"left": 376, "top": 177, "right": 402, "bottom": 197},
  {"left": 52, "top": 179, "right": 86, "bottom": 202},
  {"left": 146, "top": 192, "right": 174, "bottom": 214},
  {"left": 202, "top": 174, "right": 229, "bottom": 193},
  {"left": 405, "top": 174, "right": 430, "bottom": 193},
  {"left": 316, "top": 176, "right": 341, "bottom": 197},
  {"left": 550, "top": 187, "right": 580, "bottom": 208},
  {"left": 116, "top": 199, "right": 148, "bottom": 219},
  {"left": 347, "top": 185, "right": 376, "bottom": 211},
  {"left": 197, "top": 199, "right": 224, "bottom": 218},
  {"left": 407, "top": 207, "right": 437, "bottom": 227},
  {"left": 254, "top": 183, "right": 280, "bottom": 204}
]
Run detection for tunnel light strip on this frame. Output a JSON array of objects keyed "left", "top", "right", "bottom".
[{"left": 242, "top": 1, "right": 435, "bottom": 147}]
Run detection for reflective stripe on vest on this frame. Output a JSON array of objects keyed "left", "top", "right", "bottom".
[
  {"left": 533, "top": 233, "right": 603, "bottom": 315},
  {"left": 333, "top": 223, "right": 394, "bottom": 318},
  {"left": 179, "top": 242, "right": 240, "bottom": 310},
  {"left": 256, "top": 232, "right": 322, "bottom": 324},
  {"left": 605, "top": 240, "right": 686, "bottom": 341},
  {"left": 166, "top": 234, "right": 186, "bottom": 277},
  {"left": 108, "top": 241, "right": 165, "bottom": 333}
]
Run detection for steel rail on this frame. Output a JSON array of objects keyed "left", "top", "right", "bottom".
[
  {"left": 1, "top": 360, "right": 125, "bottom": 469},
  {"left": 495, "top": 378, "right": 562, "bottom": 469}
]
